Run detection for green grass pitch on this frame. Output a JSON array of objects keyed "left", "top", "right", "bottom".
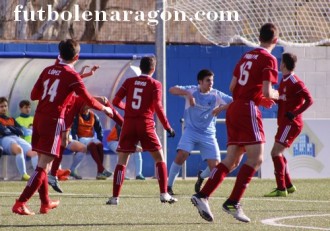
[{"left": 1, "top": 178, "right": 330, "bottom": 230}]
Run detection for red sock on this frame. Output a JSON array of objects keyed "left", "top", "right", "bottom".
[
  {"left": 88, "top": 143, "right": 104, "bottom": 173},
  {"left": 228, "top": 164, "right": 256, "bottom": 202},
  {"left": 283, "top": 156, "right": 293, "bottom": 188},
  {"left": 38, "top": 173, "right": 49, "bottom": 204},
  {"left": 273, "top": 156, "right": 286, "bottom": 190},
  {"left": 113, "top": 164, "right": 126, "bottom": 197},
  {"left": 200, "top": 163, "right": 229, "bottom": 197},
  {"left": 18, "top": 167, "right": 46, "bottom": 203},
  {"left": 50, "top": 146, "right": 64, "bottom": 176},
  {"left": 96, "top": 143, "right": 104, "bottom": 164},
  {"left": 156, "top": 162, "right": 167, "bottom": 193}
]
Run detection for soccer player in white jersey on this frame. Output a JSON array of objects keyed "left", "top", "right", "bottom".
[{"left": 167, "top": 69, "right": 232, "bottom": 195}]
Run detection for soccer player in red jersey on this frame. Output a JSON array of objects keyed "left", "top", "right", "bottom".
[
  {"left": 264, "top": 53, "right": 313, "bottom": 197},
  {"left": 191, "top": 23, "right": 280, "bottom": 223},
  {"left": 106, "top": 56, "right": 177, "bottom": 205},
  {"left": 12, "top": 39, "right": 113, "bottom": 215}
]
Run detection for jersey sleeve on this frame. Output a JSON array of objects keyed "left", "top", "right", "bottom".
[
  {"left": 31, "top": 71, "right": 45, "bottom": 100},
  {"left": 112, "top": 80, "right": 128, "bottom": 110},
  {"left": 294, "top": 81, "right": 314, "bottom": 115},
  {"left": 216, "top": 91, "right": 233, "bottom": 106},
  {"left": 262, "top": 56, "right": 278, "bottom": 84}
]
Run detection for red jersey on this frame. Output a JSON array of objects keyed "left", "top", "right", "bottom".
[
  {"left": 232, "top": 47, "right": 278, "bottom": 104},
  {"left": 31, "top": 63, "right": 103, "bottom": 118},
  {"left": 277, "top": 73, "right": 313, "bottom": 126},
  {"left": 113, "top": 74, "right": 170, "bottom": 130}
]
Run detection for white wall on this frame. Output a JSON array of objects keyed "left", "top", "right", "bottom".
[{"left": 283, "top": 46, "right": 330, "bottom": 118}]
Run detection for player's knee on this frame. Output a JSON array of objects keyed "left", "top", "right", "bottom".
[{"left": 11, "top": 143, "right": 23, "bottom": 154}]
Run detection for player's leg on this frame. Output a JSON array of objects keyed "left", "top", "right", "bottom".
[
  {"left": 223, "top": 144, "right": 262, "bottom": 223},
  {"left": 167, "top": 149, "right": 189, "bottom": 195},
  {"left": 264, "top": 142, "right": 288, "bottom": 197},
  {"left": 13, "top": 153, "right": 55, "bottom": 215},
  {"left": 195, "top": 136, "right": 221, "bottom": 193},
  {"left": 149, "top": 149, "right": 178, "bottom": 204},
  {"left": 168, "top": 130, "right": 194, "bottom": 194},
  {"left": 94, "top": 140, "right": 112, "bottom": 179},
  {"left": 133, "top": 152, "right": 145, "bottom": 180},
  {"left": 10, "top": 142, "right": 30, "bottom": 181},
  {"left": 106, "top": 151, "right": 130, "bottom": 205},
  {"left": 68, "top": 140, "right": 86, "bottom": 179}
]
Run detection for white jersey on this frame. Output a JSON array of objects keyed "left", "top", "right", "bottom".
[{"left": 178, "top": 85, "right": 232, "bottom": 135}]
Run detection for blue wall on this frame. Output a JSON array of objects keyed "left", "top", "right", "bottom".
[{"left": 0, "top": 43, "right": 283, "bottom": 177}]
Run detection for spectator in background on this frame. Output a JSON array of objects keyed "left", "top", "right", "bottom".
[
  {"left": 107, "top": 124, "right": 145, "bottom": 180},
  {"left": 0, "top": 97, "right": 38, "bottom": 180},
  {"left": 71, "top": 105, "right": 112, "bottom": 180},
  {"left": 16, "top": 100, "right": 34, "bottom": 144},
  {"left": 0, "top": 145, "right": 3, "bottom": 158}
]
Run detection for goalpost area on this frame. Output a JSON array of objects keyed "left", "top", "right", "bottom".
[{"left": 0, "top": 43, "right": 329, "bottom": 180}]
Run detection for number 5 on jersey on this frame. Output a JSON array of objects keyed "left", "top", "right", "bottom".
[{"left": 132, "top": 88, "right": 143, "bottom": 109}]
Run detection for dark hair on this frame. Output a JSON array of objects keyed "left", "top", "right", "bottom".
[
  {"left": 197, "top": 69, "right": 214, "bottom": 82},
  {"left": 259, "top": 23, "right": 278, "bottom": 43},
  {"left": 282, "top": 53, "right": 297, "bottom": 71},
  {"left": 139, "top": 56, "right": 156, "bottom": 74},
  {"left": 19, "top": 100, "right": 31, "bottom": 108},
  {"left": 0, "top": 97, "right": 8, "bottom": 104},
  {"left": 59, "top": 39, "right": 80, "bottom": 61}
]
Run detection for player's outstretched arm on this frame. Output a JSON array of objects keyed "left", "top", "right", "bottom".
[
  {"left": 169, "top": 86, "right": 195, "bottom": 106},
  {"left": 79, "top": 65, "right": 100, "bottom": 78}
]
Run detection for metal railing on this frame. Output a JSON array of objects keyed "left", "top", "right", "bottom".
[{"left": 180, "top": 118, "right": 227, "bottom": 179}]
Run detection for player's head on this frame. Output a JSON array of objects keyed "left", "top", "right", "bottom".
[
  {"left": 0, "top": 97, "right": 8, "bottom": 115},
  {"left": 197, "top": 69, "right": 214, "bottom": 92},
  {"left": 19, "top": 100, "right": 31, "bottom": 115},
  {"left": 259, "top": 23, "right": 278, "bottom": 44},
  {"left": 140, "top": 56, "right": 156, "bottom": 75},
  {"left": 58, "top": 39, "right": 80, "bottom": 62},
  {"left": 281, "top": 52, "right": 297, "bottom": 72}
]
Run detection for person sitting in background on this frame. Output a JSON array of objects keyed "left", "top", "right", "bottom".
[
  {"left": 0, "top": 145, "right": 3, "bottom": 158},
  {"left": 107, "top": 124, "right": 145, "bottom": 180},
  {"left": 0, "top": 97, "right": 38, "bottom": 181},
  {"left": 15, "top": 100, "right": 34, "bottom": 144},
  {"left": 71, "top": 105, "right": 112, "bottom": 180}
]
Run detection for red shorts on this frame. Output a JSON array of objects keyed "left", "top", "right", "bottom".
[
  {"left": 275, "top": 122, "right": 302, "bottom": 147},
  {"left": 117, "top": 118, "right": 162, "bottom": 152},
  {"left": 32, "top": 113, "right": 65, "bottom": 157},
  {"left": 226, "top": 100, "right": 265, "bottom": 146}
]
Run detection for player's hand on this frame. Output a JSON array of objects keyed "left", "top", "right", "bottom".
[
  {"left": 166, "top": 128, "right": 175, "bottom": 138},
  {"left": 271, "top": 89, "right": 279, "bottom": 100},
  {"left": 103, "top": 106, "right": 113, "bottom": 118},
  {"left": 285, "top": 111, "right": 295, "bottom": 121},
  {"left": 212, "top": 104, "right": 225, "bottom": 116},
  {"left": 259, "top": 97, "right": 275, "bottom": 108},
  {"left": 135, "top": 144, "right": 143, "bottom": 152}
]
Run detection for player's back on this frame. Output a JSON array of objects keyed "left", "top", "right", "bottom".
[
  {"left": 33, "top": 64, "right": 81, "bottom": 118},
  {"left": 122, "top": 75, "right": 160, "bottom": 120},
  {"left": 233, "top": 48, "right": 278, "bottom": 104}
]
